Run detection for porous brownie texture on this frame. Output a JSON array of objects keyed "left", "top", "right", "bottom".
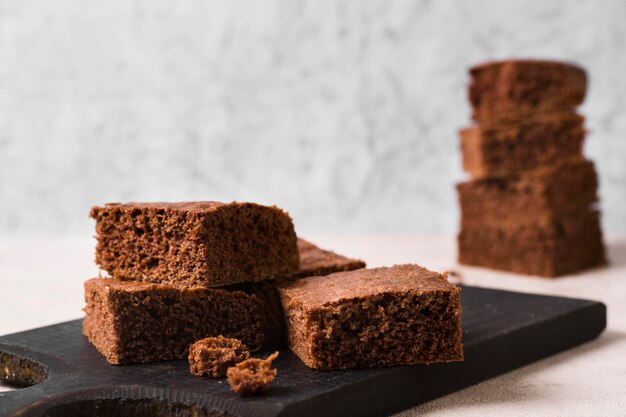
[
  {"left": 83, "top": 278, "right": 265, "bottom": 365},
  {"left": 228, "top": 238, "right": 367, "bottom": 336},
  {"left": 227, "top": 352, "right": 279, "bottom": 396},
  {"left": 458, "top": 210, "right": 606, "bottom": 277},
  {"left": 90, "top": 202, "right": 299, "bottom": 288},
  {"left": 189, "top": 336, "right": 250, "bottom": 377},
  {"left": 460, "top": 113, "right": 585, "bottom": 178},
  {"left": 469, "top": 60, "right": 587, "bottom": 126},
  {"left": 457, "top": 159, "right": 598, "bottom": 229},
  {"left": 278, "top": 265, "right": 463, "bottom": 370}
]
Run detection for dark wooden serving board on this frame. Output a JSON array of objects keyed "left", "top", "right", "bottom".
[{"left": 0, "top": 286, "right": 606, "bottom": 417}]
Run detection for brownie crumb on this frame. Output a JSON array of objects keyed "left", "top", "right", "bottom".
[
  {"left": 189, "top": 336, "right": 250, "bottom": 378},
  {"left": 226, "top": 352, "right": 279, "bottom": 396}
]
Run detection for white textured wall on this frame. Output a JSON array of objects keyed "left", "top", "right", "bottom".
[{"left": 1, "top": 0, "right": 625, "bottom": 235}]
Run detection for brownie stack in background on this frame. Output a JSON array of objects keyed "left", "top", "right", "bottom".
[{"left": 457, "top": 60, "right": 607, "bottom": 277}]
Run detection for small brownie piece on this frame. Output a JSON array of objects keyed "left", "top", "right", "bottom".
[
  {"left": 90, "top": 202, "right": 299, "bottom": 288},
  {"left": 293, "top": 238, "right": 366, "bottom": 278},
  {"left": 83, "top": 278, "right": 264, "bottom": 365},
  {"left": 278, "top": 265, "right": 463, "bottom": 370},
  {"left": 227, "top": 352, "right": 279, "bottom": 396},
  {"left": 469, "top": 60, "right": 587, "bottom": 126},
  {"left": 189, "top": 336, "right": 250, "bottom": 377},
  {"left": 458, "top": 210, "right": 606, "bottom": 277},
  {"left": 460, "top": 113, "right": 585, "bottom": 178},
  {"left": 457, "top": 160, "right": 597, "bottom": 229}
]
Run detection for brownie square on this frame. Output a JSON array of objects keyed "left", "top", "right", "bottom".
[
  {"left": 458, "top": 210, "right": 606, "bottom": 277},
  {"left": 83, "top": 278, "right": 265, "bottom": 365},
  {"left": 457, "top": 160, "right": 598, "bottom": 229},
  {"left": 469, "top": 60, "right": 586, "bottom": 126},
  {"left": 90, "top": 202, "right": 299, "bottom": 288},
  {"left": 278, "top": 265, "right": 463, "bottom": 370},
  {"left": 460, "top": 113, "right": 585, "bottom": 178}
]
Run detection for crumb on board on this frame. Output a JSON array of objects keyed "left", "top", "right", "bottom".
[
  {"left": 226, "top": 351, "right": 279, "bottom": 396},
  {"left": 188, "top": 336, "right": 250, "bottom": 378}
]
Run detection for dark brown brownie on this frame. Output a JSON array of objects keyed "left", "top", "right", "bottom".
[
  {"left": 278, "top": 265, "right": 463, "bottom": 370},
  {"left": 458, "top": 210, "right": 606, "bottom": 277},
  {"left": 469, "top": 60, "right": 587, "bottom": 126},
  {"left": 460, "top": 113, "right": 585, "bottom": 178},
  {"left": 90, "top": 202, "right": 299, "bottom": 288},
  {"left": 188, "top": 336, "right": 250, "bottom": 377},
  {"left": 226, "top": 352, "right": 279, "bottom": 396},
  {"left": 83, "top": 278, "right": 265, "bottom": 365},
  {"left": 457, "top": 159, "right": 598, "bottom": 229}
]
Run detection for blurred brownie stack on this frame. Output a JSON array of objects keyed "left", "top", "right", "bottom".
[
  {"left": 83, "top": 202, "right": 366, "bottom": 364},
  {"left": 457, "top": 60, "right": 606, "bottom": 277}
]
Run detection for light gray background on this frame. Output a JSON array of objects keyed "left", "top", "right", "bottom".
[{"left": 1, "top": 0, "right": 625, "bottom": 236}]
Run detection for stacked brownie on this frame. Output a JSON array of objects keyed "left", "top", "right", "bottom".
[
  {"left": 83, "top": 202, "right": 368, "bottom": 364},
  {"left": 84, "top": 202, "right": 299, "bottom": 364},
  {"left": 457, "top": 60, "right": 606, "bottom": 277}
]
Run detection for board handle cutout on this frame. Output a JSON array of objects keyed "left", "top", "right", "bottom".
[{"left": 0, "top": 351, "right": 48, "bottom": 388}]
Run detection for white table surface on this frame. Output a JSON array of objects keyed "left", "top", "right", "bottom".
[{"left": 1, "top": 235, "right": 625, "bottom": 416}]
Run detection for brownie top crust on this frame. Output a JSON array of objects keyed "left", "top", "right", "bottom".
[
  {"left": 469, "top": 59, "right": 585, "bottom": 77},
  {"left": 84, "top": 276, "right": 252, "bottom": 297},
  {"left": 90, "top": 200, "right": 295, "bottom": 228},
  {"left": 87, "top": 276, "right": 165, "bottom": 293},
  {"left": 280, "top": 264, "right": 452, "bottom": 307},
  {"left": 294, "top": 239, "right": 366, "bottom": 277},
  {"left": 95, "top": 201, "right": 239, "bottom": 214}
]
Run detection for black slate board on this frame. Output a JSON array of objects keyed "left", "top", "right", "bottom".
[{"left": 0, "top": 286, "right": 606, "bottom": 417}]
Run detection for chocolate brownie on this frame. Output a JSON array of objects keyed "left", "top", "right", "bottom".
[
  {"left": 83, "top": 278, "right": 265, "bottom": 365},
  {"left": 90, "top": 202, "right": 299, "bottom": 288},
  {"left": 458, "top": 210, "right": 606, "bottom": 277},
  {"left": 188, "top": 336, "right": 250, "bottom": 377},
  {"left": 278, "top": 265, "right": 463, "bottom": 370},
  {"left": 228, "top": 238, "right": 367, "bottom": 336},
  {"left": 457, "top": 160, "right": 598, "bottom": 229},
  {"left": 292, "top": 239, "right": 366, "bottom": 278},
  {"left": 226, "top": 352, "right": 279, "bottom": 396},
  {"left": 469, "top": 60, "right": 587, "bottom": 126},
  {"left": 460, "top": 113, "right": 585, "bottom": 178}
]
